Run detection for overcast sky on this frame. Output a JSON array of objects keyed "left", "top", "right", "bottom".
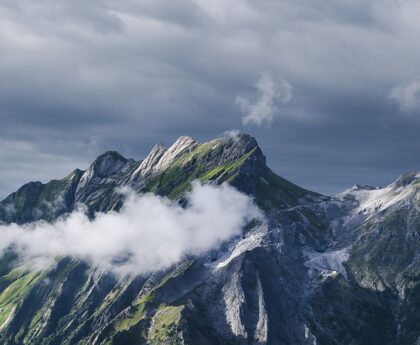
[{"left": 1, "top": 0, "right": 419, "bottom": 197}]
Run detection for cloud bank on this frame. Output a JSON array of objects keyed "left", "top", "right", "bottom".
[
  {"left": 0, "top": 182, "right": 262, "bottom": 276},
  {"left": 236, "top": 72, "right": 292, "bottom": 126}
]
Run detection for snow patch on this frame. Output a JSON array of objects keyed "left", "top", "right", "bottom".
[
  {"left": 215, "top": 232, "right": 265, "bottom": 269},
  {"left": 305, "top": 248, "right": 349, "bottom": 279},
  {"left": 336, "top": 181, "right": 417, "bottom": 218}
]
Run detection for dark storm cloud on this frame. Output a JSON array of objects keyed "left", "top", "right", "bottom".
[{"left": 0, "top": 0, "right": 419, "bottom": 197}]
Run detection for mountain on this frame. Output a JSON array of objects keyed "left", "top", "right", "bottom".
[{"left": 0, "top": 133, "right": 418, "bottom": 345}]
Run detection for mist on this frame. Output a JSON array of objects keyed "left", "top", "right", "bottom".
[{"left": 0, "top": 182, "right": 262, "bottom": 276}]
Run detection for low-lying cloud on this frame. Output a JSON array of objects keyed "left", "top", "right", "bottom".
[
  {"left": 236, "top": 72, "right": 292, "bottom": 126},
  {"left": 0, "top": 182, "right": 262, "bottom": 276}
]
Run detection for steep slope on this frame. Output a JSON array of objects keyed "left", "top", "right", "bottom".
[
  {"left": 0, "top": 134, "right": 418, "bottom": 345},
  {"left": 307, "top": 173, "right": 420, "bottom": 345}
]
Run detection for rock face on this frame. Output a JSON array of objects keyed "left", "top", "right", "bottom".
[{"left": 0, "top": 133, "right": 418, "bottom": 345}]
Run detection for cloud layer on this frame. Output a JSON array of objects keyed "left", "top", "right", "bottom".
[
  {"left": 0, "top": 182, "right": 262, "bottom": 275},
  {"left": 0, "top": 0, "right": 420, "bottom": 196}
]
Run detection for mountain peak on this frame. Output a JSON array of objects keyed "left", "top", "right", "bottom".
[
  {"left": 151, "top": 141, "right": 166, "bottom": 151},
  {"left": 132, "top": 142, "right": 167, "bottom": 179},
  {"left": 350, "top": 183, "right": 377, "bottom": 191},
  {"left": 132, "top": 136, "right": 199, "bottom": 179},
  {"left": 215, "top": 132, "right": 265, "bottom": 167},
  {"left": 222, "top": 131, "right": 253, "bottom": 142},
  {"left": 90, "top": 151, "right": 128, "bottom": 178},
  {"left": 152, "top": 135, "right": 198, "bottom": 172},
  {"left": 75, "top": 151, "right": 130, "bottom": 195},
  {"left": 174, "top": 135, "right": 196, "bottom": 144},
  {"left": 393, "top": 171, "right": 420, "bottom": 188}
]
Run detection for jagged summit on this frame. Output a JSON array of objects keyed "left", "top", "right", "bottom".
[
  {"left": 0, "top": 132, "right": 311, "bottom": 222},
  {"left": 393, "top": 171, "right": 420, "bottom": 188},
  {"left": 335, "top": 171, "right": 420, "bottom": 219},
  {"left": 151, "top": 135, "right": 198, "bottom": 172},
  {"left": 131, "top": 136, "right": 198, "bottom": 179},
  {"left": 130, "top": 133, "right": 264, "bottom": 182},
  {"left": 339, "top": 171, "right": 420, "bottom": 200},
  {"left": 350, "top": 183, "right": 377, "bottom": 190},
  {"left": 76, "top": 151, "right": 131, "bottom": 197},
  {"left": 89, "top": 151, "right": 129, "bottom": 177},
  {"left": 131, "top": 142, "right": 167, "bottom": 179}
]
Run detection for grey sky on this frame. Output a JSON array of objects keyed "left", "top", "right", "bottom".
[{"left": 0, "top": 0, "right": 419, "bottom": 197}]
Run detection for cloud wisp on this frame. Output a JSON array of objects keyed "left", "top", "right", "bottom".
[
  {"left": 390, "top": 81, "right": 420, "bottom": 114},
  {"left": 0, "top": 182, "right": 262, "bottom": 276},
  {"left": 236, "top": 72, "right": 292, "bottom": 126}
]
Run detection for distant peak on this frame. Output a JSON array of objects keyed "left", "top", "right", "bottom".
[
  {"left": 220, "top": 132, "right": 261, "bottom": 156},
  {"left": 170, "top": 136, "right": 198, "bottom": 149},
  {"left": 222, "top": 130, "right": 248, "bottom": 140},
  {"left": 130, "top": 136, "right": 198, "bottom": 179},
  {"left": 95, "top": 151, "right": 127, "bottom": 163},
  {"left": 350, "top": 184, "right": 377, "bottom": 191},
  {"left": 131, "top": 142, "right": 167, "bottom": 178},
  {"left": 154, "top": 136, "right": 198, "bottom": 171},
  {"left": 394, "top": 171, "right": 420, "bottom": 188},
  {"left": 89, "top": 151, "right": 128, "bottom": 178},
  {"left": 151, "top": 142, "right": 166, "bottom": 151},
  {"left": 176, "top": 135, "right": 195, "bottom": 141}
]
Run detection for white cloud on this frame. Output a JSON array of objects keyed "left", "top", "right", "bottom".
[
  {"left": 0, "top": 182, "right": 262, "bottom": 276},
  {"left": 236, "top": 72, "right": 292, "bottom": 126},
  {"left": 222, "top": 129, "right": 242, "bottom": 142},
  {"left": 390, "top": 81, "right": 420, "bottom": 113}
]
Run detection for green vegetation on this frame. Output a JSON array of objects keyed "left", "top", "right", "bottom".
[
  {"left": 95, "top": 286, "right": 122, "bottom": 315},
  {"left": 0, "top": 270, "right": 41, "bottom": 327},
  {"left": 148, "top": 304, "right": 183, "bottom": 344},
  {"left": 199, "top": 147, "right": 256, "bottom": 182},
  {"left": 114, "top": 293, "right": 153, "bottom": 332},
  {"left": 0, "top": 169, "right": 83, "bottom": 224},
  {"left": 110, "top": 261, "right": 195, "bottom": 341},
  {"left": 144, "top": 143, "right": 258, "bottom": 199}
]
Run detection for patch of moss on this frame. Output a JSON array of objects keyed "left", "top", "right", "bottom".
[
  {"left": 0, "top": 270, "right": 41, "bottom": 327},
  {"left": 145, "top": 146, "right": 257, "bottom": 200},
  {"left": 114, "top": 293, "right": 153, "bottom": 332},
  {"left": 199, "top": 147, "right": 256, "bottom": 182},
  {"left": 95, "top": 286, "right": 122, "bottom": 315},
  {"left": 148, "top": 305, "right": 183, "bottom": 344}
]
